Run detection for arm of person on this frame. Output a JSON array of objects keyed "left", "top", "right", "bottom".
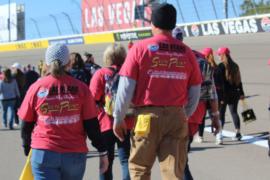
[
  {"left": 217, "top": 65, "right": 226, "bottom": 103},
  {"left": 185, "top": 47, "right": 202, "bottom": 117},
  {"left": 209, "top": 78, "right": 219, "bottom": 117},
  {"left": 239, "top": 82, "right": 245, "bottom": 99},
  {"left": 113, "top": 76, "right": 136, "bottom": 125},
  {"left": 89, "top": 69, "right": 104, "bottom": 102},
  {"left": 113, "top": 43, "right": 140, "bottom": 141},
  {"left": 237, "top": 68, "right": 245, "bottom": 99},
  {"left": 18, "top": 85, "right": 37, "bottom": 156},
  {"left": 113, "top": 76, "right": 136, "bottom": 141},
  {"left": 185, "top": 85, "right": 201, "bottom": 117},
  {"left": 21, "top": 121, "right": 35, "bottom": 156},
  {"left": 83, "top": 118, "right": 106, "bottom": 153},
  {"left": 83, "top": 118, "right": 109, "bottom": 173},
  {"left": 208, "top": 76, "right": 221, "bottom": 134}
]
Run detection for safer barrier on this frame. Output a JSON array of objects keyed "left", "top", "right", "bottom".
[
  {"left": 112, "top": 13, "right": 270, "bottom": 41},
  {"left": 0, "top": 40, "right": 48, "bottom": 52}
]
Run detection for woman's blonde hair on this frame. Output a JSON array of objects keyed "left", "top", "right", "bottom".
[
  {"left": 103, "top": 43, "right": 127, "bottom": 67},
  {"left": 49, "top": 60, "right": 66, "bottom": 77}
]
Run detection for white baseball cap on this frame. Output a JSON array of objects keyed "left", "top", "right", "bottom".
[{"left": 11, "top": 62, "right": 22, "bottom": 70}]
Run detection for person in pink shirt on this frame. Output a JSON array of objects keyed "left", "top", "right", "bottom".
[
  {"left": 18, "top": 44, "right": 108, "bottom": 180},
  {"left": 113, "top": 3, "right": 202, "bottom": 179},
  {"left": 90, "top": 43, "right": 133, "bottom": 180}
]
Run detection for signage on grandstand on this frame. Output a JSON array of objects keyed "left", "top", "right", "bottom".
[
  {"left": 0, "top": 3, "right": 17, "bottom": 42},
  {"left": 49, "top": 36, "right": 84, "bottom": 45},
  {"left": 179, "top": 15, "right": 270, "bottom": 37},
  {"left": 114, "top": 29, "right": 152, "bottom": 41},
  {"left": 82, "top": 0, "right": 155, "bottom": 33}
]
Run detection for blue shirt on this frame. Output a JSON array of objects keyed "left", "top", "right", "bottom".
[{"left": 0, "top": 79, "right": 20, "bottom": 100}]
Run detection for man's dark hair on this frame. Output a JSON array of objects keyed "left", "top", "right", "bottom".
[{"left": 84, "top": 52, "right": 93, "bottom": 58}]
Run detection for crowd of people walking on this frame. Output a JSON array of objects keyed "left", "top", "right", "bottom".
[{"left": 0, "top": 2, "right": 268, "bottom": 180}]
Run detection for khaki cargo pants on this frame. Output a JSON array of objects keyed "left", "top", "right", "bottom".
[{"left": 129, "top": 106, "right": 188, "bottom": 180}]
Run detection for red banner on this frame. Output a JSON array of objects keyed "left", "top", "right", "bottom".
[{"left": 82, "top": 0, "right": 152, "bottom": 33}]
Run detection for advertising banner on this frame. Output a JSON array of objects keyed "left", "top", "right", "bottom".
[
  {"left": 82, "top": 0, "right": 153, "bottom": 33},
  {"left": 114, "top": 29, "right": 152, "bottom": 41},
  {"left": 0, "top": 3, "right": 17, "bottom": 42},
  {"left": 112, "top": 14, "right": 270, "bottom": 42},
  {"left": 49, "top": 36, "right": 84, "bottom": 45},
  {"left": 179, "top": 15, "right": 270, "bottom": 38}
]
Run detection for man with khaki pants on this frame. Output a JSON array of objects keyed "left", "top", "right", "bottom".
[{"left": 113, "top": 3, "right": 202, "bottom": 180}]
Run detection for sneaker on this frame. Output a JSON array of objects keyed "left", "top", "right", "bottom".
[
  {"left": 13, "top": 123, "right": 19, "bottom": 127},
  {"left": 216, "top": 132, "right": 223, "bottom": 145},
  {"left": 195, "top": 136, "right": 203, "bottom": 143},
  {"left": 232, "top": 132, "right": 242, "bottom": 141}
]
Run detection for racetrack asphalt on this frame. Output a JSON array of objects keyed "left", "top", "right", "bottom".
[{"left": 0, "top": 32, "right": 269, "bottom": 180}]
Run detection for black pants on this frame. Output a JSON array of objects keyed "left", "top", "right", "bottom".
[
  {"left": 219, "top": 100, "right": 241, "bottom": 129},
  {"left": 198, "top": 113, "right": 207, "bottom": 137},
  {"left": 184, "top": 136, "right": 194, "bottom": 180},
  {"left": 100, "top": 130, "right": 131, "bottom": 180},
  {"left": 14, "top": 98, "right": 22, "bottom": 124},
  {"left": 198, "top": 102, "right": 211, "bottom": 137}
]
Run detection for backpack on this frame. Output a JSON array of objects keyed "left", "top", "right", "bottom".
[
  {"left": 85, "top": 63, "right": 101, "bottom": 76},
  {"left": 104, "top": 67, "right": 120, "bottom": 116},
  {"left": 193, "top": 50, "right": 215, "bottom": 100}
]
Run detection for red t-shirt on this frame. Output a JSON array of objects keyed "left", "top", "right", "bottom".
[
  {"left": 119, "top": 34, "right": 202, "bottom": 106},
  {"left": 18, "top": 75, "right": 98, "bottom": 153},
  {"left": 90, "top": 66, "right": 134, "bottom": 132}
]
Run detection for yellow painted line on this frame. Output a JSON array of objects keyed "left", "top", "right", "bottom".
[
  {"left": 0, "top": 40, "right": 49, "bottom": 52},
  {"left": 84, "top": 33, "right": 115, "bottom": 44}
]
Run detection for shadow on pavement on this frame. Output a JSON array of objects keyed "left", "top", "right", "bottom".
[
  {"left": 0, "top": 128, "right": 20, "bottom": 132},
  {"left": 190, "top": 146, "right": 223, "bottom": 152},
  {"left": 245, "top": 131, "right": 269, "bottom": 139}
]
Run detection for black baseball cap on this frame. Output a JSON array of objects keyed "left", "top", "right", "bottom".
[{"left": 151, "top": 3, "right": 177, "bottom": 30}]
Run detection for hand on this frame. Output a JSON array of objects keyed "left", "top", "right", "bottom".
[
  {"left": 211, "top": 117, "right": 221, "bottom": 136},
  {"left": 99, "top": 155, "right": 109, "bottom": 174},
  {"left": 220, "top": 101, "right": 224, "bottom": 105},
  {"left": 23, "top": 146, "right": 31, "bottom": 156},
  {"left": 113, "top": 122, "right": 127, "bottom": 142}
]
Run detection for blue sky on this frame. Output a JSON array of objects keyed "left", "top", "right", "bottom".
[{"left": 0, "top": 0, "right": 249, "bottom": 40}]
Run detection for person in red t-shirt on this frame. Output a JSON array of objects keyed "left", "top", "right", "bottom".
[
  {"left": 128, "top": 40, "right": 134, "bottom": 50},
  {"left": 90, "top": 43, "right": 133, "bottom": 180},
  {"left": 18, "top": 44, "right": 108, "bottom": 180},
  {"left": 112, "top": 3, "right": 202, "bottom": 179}
]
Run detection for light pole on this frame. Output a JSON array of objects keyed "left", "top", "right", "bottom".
[
  {"left": 176, "top": 0, "right": 185, "bottom": 23},
  {"left": 70, "top": 0, "right": 81, "bottom": 11},
  {"left": 8, "top": 0, "right": 11, "bottom": 42},
  {"left": 49, "top": 14, "right": 62, "bottom": 35},
  {"left": 224, "top": 0, "right": 228, "bottom": 18},
  {"left": 62, "top": 12, "right": 78, "bottom": 34},
  {"left": 211, "top": 0, "right": 218, "bottom": 19},
  {"left": 192, "top": 0, "right": 201, "bottom": 21},
  {"left": 30, "top": 18, "right": 41, "bottom": 38}
]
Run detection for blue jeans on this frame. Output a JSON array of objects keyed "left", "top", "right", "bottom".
[
  {"left": 1, "top": 99, "right": 16, "bottom": 129},
  {"left": 31, "top": 149, "right": 87, "bottom": 180},
  {"left": 100, "top": 130, "right": 131, "bottom": 180}
]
